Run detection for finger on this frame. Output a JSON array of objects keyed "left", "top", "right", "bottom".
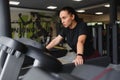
[
  {"left": 73, "top": 59, "right": 77, "bottom": 66},
  {"left": 76, "top": 59, "right": 83, "bottom": 66},
  {"left": 75, "top": 59, "right": 80, "bottom": 66},
  {"left": 74, "top": 60, "right": 77, "bottom": 66},
  {"left": 80, "top": 59, "right": 83, "bottom": 64}
]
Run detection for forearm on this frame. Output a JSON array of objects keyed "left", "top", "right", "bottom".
[
  {"left": 74, "top": 34, "right": 86, "bottom": 66},
  {"left": 73, "top": 42, "right": 84, "bottom": 66},
  {"left": 46, "top": 39, "right": 58, "bottom": 49},
  {"left": 77, "top": 42, "right": 84, "bottom": 55},
  {"left": 76, "top": 35, "right": 86, "bottom": 55},
  {"left": 46, "top": 35, "right": 63, "bottom": 50}
]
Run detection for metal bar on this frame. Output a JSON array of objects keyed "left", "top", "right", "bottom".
[{"left": 0, "top": 0, "right": 11, "bottom": 37}]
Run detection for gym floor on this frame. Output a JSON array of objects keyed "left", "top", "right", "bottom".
[
  {"left": 58, "top": 52, "right": 76, "bottom": 64},
  {"left": 57, "top": 44, "right": 76, "bottom": 64}
]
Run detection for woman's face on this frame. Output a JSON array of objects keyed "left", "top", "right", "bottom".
[{"left": 59, "top": 10, "right": 74, "bottom": 28}]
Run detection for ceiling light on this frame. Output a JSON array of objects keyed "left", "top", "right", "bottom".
[
  {"left": 116, "top": 21, "right": 120, "bottom": 24},
  {"left": 104, "top": 4, "right": 110, "bottom": 7},
  {"left": 95, "top": 12, "right": 103, "bottom": 15},
  {"left": 76, "top": 10, "right": 85, "bottom": 13},
  {"left": 97, "top": 22, "right": 103, "bottom": 25},
  {"left": 47, "top": 6, "right": 57, "bottom": 9},
  {"left": 73, "top": 0, "right": 82, "bottom": 1},
  {"left": 87, "top": 22, "right": 96, "bottom": 26},
  {"left": 9, "top": 1, "right": 20, "bottom": 5}
]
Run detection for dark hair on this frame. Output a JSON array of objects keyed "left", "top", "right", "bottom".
[{"left": 59, "top": 6, "right": 81, "bottom": 22}]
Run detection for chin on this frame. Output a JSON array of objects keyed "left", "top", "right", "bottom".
[{"left": 64, "top": 26, "right": 68, "bottom": 28}]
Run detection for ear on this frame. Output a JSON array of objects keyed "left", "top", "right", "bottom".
[{"left": 71, "top": 14, "right": 75, "bottom": 20}]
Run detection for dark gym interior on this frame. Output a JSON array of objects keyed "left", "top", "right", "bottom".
[{"left": 0, "top": 0, "right": 120, "bottom": 80}]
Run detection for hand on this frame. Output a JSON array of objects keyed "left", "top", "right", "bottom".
[{"left": 73, "top": 55, "right": 84, "bottom": 66}]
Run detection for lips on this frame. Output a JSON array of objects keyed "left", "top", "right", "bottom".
[{"left": 63, "top": 24, "right": 66, "bottom": 26}]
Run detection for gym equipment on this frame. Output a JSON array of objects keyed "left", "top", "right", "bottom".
[
  {"left": 17, "top": 37, "right": 117, "bottom": 80},
  {"left": 17, "top": 38, "right": 67, "bottom": 67},
  {"left": 49, "top": 46, "right": 67, "bottom": 58},
  {"left": 0, "top": 36, "right": 62, "bottom": 80},
  {"left": 0, "top": 36, "right": 27, "bottom": 80},
  {"left": 0, "top": 0, "right": 119, "bottom": 80},
  {"left": 0, "top": 36, "right": 120, "bottom": 80},
  {"left": 0, "top": 36, "right": 114, "bottom": 80},
  {"left": 18, "top": 38, "right": 67, "bottom": 58},
  {"left": 22, "top": 62, "right": 120, "bottom": 80},
  {"left": 22, "top": 67, "right": 84, "bottom": 80},
  {"left": 17, "top": 38, "right": 44, "bottom": 67}
]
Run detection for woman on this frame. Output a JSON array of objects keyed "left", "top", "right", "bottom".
[{"left": 46, "top": 6, "right": 98, "bottom": 66}]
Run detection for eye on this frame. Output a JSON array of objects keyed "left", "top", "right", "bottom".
[{"left": 63, "top": 16, "right": 67, "bottom": 19}]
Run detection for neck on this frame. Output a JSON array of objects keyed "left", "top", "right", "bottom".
[{"left": 69, "top": 21, "right": 77, "bottom": 29}]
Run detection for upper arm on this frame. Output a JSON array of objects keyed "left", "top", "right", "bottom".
[{"left": 77, "top": 34, "right": 87, "bottom": 44}]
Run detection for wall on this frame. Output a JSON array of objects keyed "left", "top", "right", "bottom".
[
  {"left": 10, "top": 8, "right": 55, "bottom": 44},
  {"left": 10, "top": 7, "right": 120, "bottom": 41},
  {"left": 78, "top": 12, "right": 120, "bottom": 24}
]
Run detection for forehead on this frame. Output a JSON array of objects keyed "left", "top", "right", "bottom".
[{"left": 59, "top": 10, "right": 70, "bottom": 17}]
